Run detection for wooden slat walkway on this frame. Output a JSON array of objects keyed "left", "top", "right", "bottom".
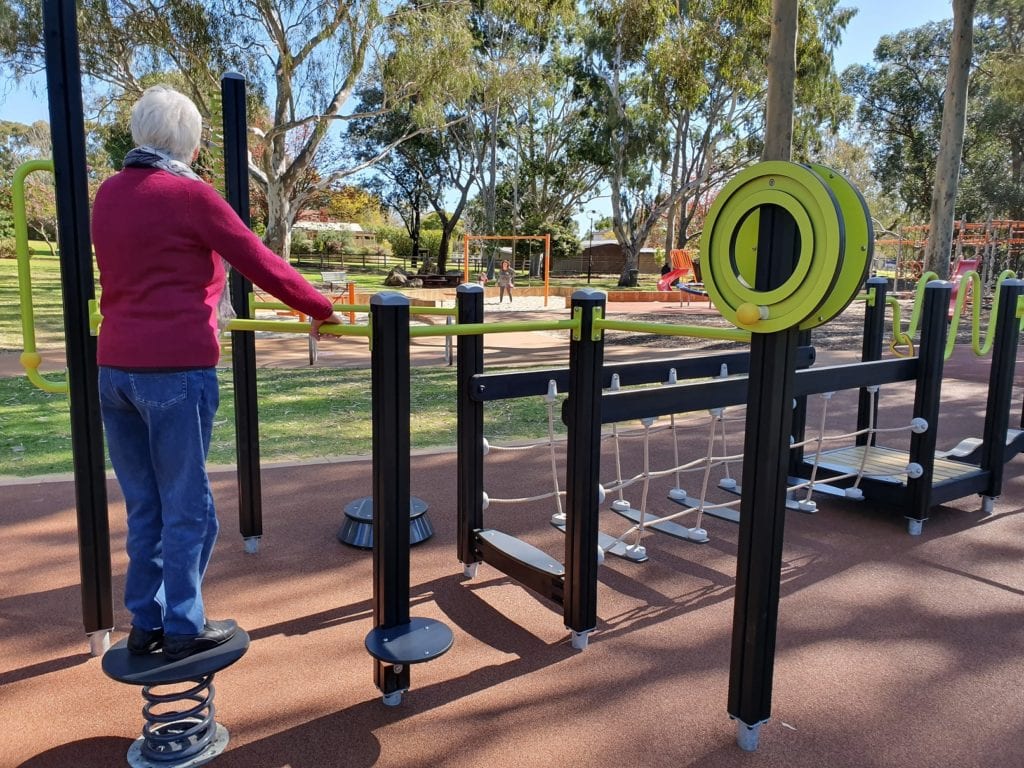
[{"left": 811, "top": 444, "right": 978, "bottom": 484}]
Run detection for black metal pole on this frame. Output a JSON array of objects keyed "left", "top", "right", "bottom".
[
  {"left": 370, "top": 293, "right": 411, "bottom": 697},
  {"left": 907, "top": 281, "right": 952, "bottom": 532},
  {"left": 856, "top": 276, "right": 889, "bottom": 446},
  {"left": 728, "top": 205, "right": 802, "bottom": 745},
  {"left": 456, "top": 284, "right": 485, "bottom": 569},
  {"left": 979, "top": 279, "right": 1023, "bottom": 501},
  {"left": 563, "top": 289, "right": 605, "bottom": 646},
  {"left": 787, "top": 328, "right": 811, "bottom": 475},
  {"left": 221, "top": 73, "right": 263, "bottom": 550},
  {"left": 42, "top": 0, "right": 113, "bottom": 649}
]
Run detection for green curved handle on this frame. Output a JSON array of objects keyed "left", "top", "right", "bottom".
[
  {"left": 888, "top": 269, "right": 1020, "bottom": 359},
  {"left": 13, "top": 159, "right": 69, "bottom": 394}
]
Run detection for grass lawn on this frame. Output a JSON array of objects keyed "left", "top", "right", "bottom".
[
  {"left": 0, "top": 252, "right": 70, "bottom": 350},
  {"left": 1, "top": 251, "right": 581, "bottom": 478},
  {"left": 0, "top": 365, "right": 561, "bottom": 477}
]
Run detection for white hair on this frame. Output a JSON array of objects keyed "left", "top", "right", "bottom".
[{"left": 130, "top": 85, "right": 202, "bottom": 163}]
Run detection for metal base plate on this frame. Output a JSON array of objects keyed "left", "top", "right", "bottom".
[
  {"left": 551, "top": 521, "right": 648, "bottom": 562},
  {"left": 611, "top": 506, "right": 709, "bottom": 543},
  {"left": 693, "top": 478, "right": 820, "bottom": 523},
  {"left": 127, "top": 723, "right": 229, "bottom": 768}
]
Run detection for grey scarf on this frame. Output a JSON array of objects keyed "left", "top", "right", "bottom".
[{"left": 124, "top": 146, "right": 237, "bottom": 330}]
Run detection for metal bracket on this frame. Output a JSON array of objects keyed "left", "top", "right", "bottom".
[{"left": 591, "top": 306, "right": 604, "bottom": 341}]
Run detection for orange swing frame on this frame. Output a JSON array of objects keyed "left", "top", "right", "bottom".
[{"left": 462, "top": 234, "right": 552, "bottom": 307}]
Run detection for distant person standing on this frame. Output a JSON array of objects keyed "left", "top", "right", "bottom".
[
  {"left": 91, "top": 85, "right": 341, "bottom": 661},
  {"left": 497, "top": 259, "right": 515, "bottom": 303}
]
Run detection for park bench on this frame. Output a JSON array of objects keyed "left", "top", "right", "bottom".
[{"left": 320, "top": 271, "right": 348, "bottom": 291}]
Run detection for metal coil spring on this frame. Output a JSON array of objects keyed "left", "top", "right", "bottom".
[{"left": 139, "top": 674, "right": 217, "bottom": 763}]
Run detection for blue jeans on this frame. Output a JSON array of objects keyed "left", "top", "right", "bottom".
[{"left": 99, "top": 367, "right": 220, "bottom": 636}]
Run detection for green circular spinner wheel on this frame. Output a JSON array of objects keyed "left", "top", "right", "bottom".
[
  {"left": 701, "top": 160, "right": 868, "bottom": 333},
  {"left": 798, "top": 163, "right": 873, "bottom": 330}
]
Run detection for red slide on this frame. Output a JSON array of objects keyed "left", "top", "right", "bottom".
[
  {"left": 658, "top": 268, "right": 690, "bottom": 292},
  {"left": 948, "top": 258, "right": 980, "bottom": 318}
]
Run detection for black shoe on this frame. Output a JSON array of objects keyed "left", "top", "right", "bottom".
[
  {"left": 127, "top": 626, "right": 164, "bottom": 655},
  {"left": 163, "top": 619, "right": 238, "bottom": 661}
]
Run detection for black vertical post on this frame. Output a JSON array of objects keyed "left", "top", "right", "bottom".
[
  {"left": 979, "top": 279, "right": 1024, "bottom": 499},
  {"left": 728, "top": 206, "right": 802, "bottom": 744},
  {"left": 42, "top": 0, "right": 113, "bottom": 645},
  {"left": 371, "top": 293, "right": 412, "bottom": 697},
  {"left": 221, "top": 73, "right": 263, "bottom": 547},
  {"left": 907, "top": 281, "right": 952, "bottom": 531},
  {"left": 456, "top": 284, "right": 485, "bottom": 567},
  {"left": 787, "top": 328, "right": 812, "bottom": 475},
  {"left": 856, "top": 276, "right": 889, "bottom": 446},
  {"left": 563, "top": 289, "right": 605, "bottom": 643}
]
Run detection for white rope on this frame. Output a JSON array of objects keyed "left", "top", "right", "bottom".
[
  {"left": 794, "top": 387, "right": 924, "bottom": 500},
  {"left": 487, "top": 442, "right": 546, "bottom": 453},
  {"left": 796, "top": 392, "right": 833, "bottom": 502},
  {"left": 605, "top": 423, "right": 674, "bottom": 440},
  {"left": 488, "top": 490, "right": 565, "bottom": 505},
  {"left": 482, "top": 380, "right": 567, "bottom": 514},
  {"left": 545, "top": 380, "right": 564, "bottom": 517}
]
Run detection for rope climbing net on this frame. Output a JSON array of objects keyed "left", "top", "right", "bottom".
[{"left": 480, "top": 372, "right": 931, "bottom": 563}]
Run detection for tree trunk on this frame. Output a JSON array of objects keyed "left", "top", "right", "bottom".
[
  {"left": 437, "top": 228, "right": 451, "bottom": 274},
  {"left": 411, "top": 204, "right": 421, "bottom": 272},
  {"left": 1010, "top": 138, "right": 1023, "bottom": 220},
  {"left": 664, "top": 120, "right": 684, "bottom": 256},
  {"left": 616, "top": 243, "right": 641, "bottom": 286},
  {"left": 263, "top": 176, "right": 293, "bottom": 260},
  {"left": 924, "top": 0, "right": 976, "bottom": 279},
  {"left": 762, "top": 0, "right": 797, "bottom": 163}
]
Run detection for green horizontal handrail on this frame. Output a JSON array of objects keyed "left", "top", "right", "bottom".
[
  {"left": 251, "top": 298, "right": 456, "bottom": 316},
  {"left": 408, "top": 319, "right": 578, "bottom": 338},
  {"left": 225, "top": 318, "right": 371, "bottom": 337},
  {"left": 595, "top": 317, "right": 751, "bottom": 342}
]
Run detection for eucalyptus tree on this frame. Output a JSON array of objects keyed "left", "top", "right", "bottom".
[
  {"left": 576, "top": 0, "right": 852, "bottom": 284},
  {"left": 349, "top": 84, "right": 480, "bottom": 273},
  {"left": 961, "top": 0, "right": 1024, "bottom": 220},
  {"left": 844, "top": 3, "right": 1024, "bottom": 242},
  {"left": 0, "top": 0, "right": 477, "bottom": 259},
  {"left": 0, "top": 120, "right": 53, "bottom": 239},
  {"left": 843, "top": 23, "right": 956, "bottom": 223},
  {"left": 494, "top": 58, "right": 605, "bottom": 255},
  {"left": 923, "top": 0, "right": 977, "bottom": 278},
  {"left": 459, "top": 0, "right": 577, "bottom": 275},
  {"left": 360, "top": 144, "right": 434, "bottom": 264},
  {"left": 356, "top": 0, "right": 582, "bottom": 275}
]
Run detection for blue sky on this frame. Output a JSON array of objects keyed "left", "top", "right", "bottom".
[{"left": 0, "top": 1, "right": 953, "bottom": 124}]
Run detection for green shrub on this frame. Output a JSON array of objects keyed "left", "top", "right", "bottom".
[
  {"left": 0, "top": 238, "right": 16, "bottom": 259},
  {"left": 291, "top": 230, "right": 312, "bottom": 253},
  {"left": 377, "top": 226, "right": 411, "bottom": 261},
  {"left": 374, "top": 226, "right": 451, "bottom": 267}
]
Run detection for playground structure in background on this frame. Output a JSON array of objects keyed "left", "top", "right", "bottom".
[
  {"left": 657, "top": 247, "right": 709, "bottom": 300},
  {"left": 875, "top": 219, "right": 1024, "bottom": 291}
]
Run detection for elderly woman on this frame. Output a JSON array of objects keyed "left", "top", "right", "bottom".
[{"left": 91, "top": 85, "right": 341, "bottom": 661}]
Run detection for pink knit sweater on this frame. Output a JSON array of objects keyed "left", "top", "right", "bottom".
[{"left": 92, "top": 167, "right": 333, "bottom": 368}]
